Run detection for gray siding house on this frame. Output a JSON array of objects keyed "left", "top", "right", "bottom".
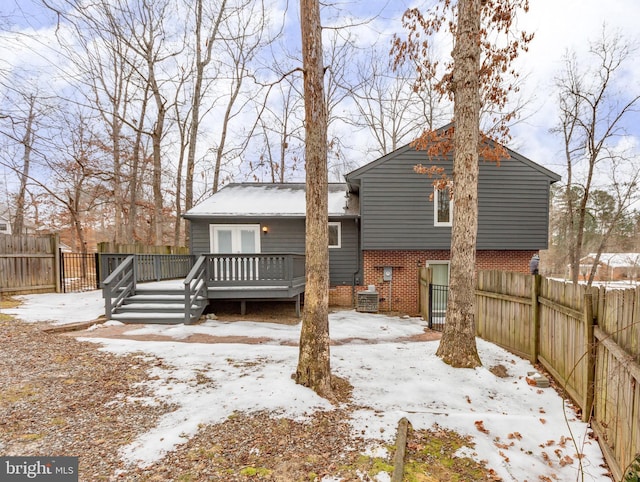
[
  {"left": 184, "top": 132, "right": 560, "bottom": 315},
  {"left": 185, "top": 183, "right": 361, "bottom": 287}
]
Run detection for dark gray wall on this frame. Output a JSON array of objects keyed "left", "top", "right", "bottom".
[
  {"left": 188, "top": 216, "right": 360, "bottom": 286},
  {"left": 348, "top": 146, "right": 556, "bottom": 251}
]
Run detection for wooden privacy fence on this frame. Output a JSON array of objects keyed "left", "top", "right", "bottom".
[
  {"left": 97, "top": 241, "right": 189, "bottom": 255},
  {"left": 0, "top": 234, "right": 60, "bottom": 294},
  {"left": 98, "top": 253, "right": 195, "bottom": 284},
  {"left": 475, "top": 270, "right": 639, "bottom": 481}
]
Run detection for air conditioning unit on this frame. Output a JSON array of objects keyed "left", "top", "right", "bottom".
[{"left": 357, "top": 290, "right": 379, "bottom": 313}]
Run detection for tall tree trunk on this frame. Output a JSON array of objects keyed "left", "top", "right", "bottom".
[
  {"left": 436, "top": 0, "right": 482, "bottom": 368},
  {"left": 212, "top": 77, "right": 242, "bottom": 194},
  {"left": 110, "top": 108, "right": 125, "bottom": 244},
  {"left": 295, "top": 0, "right": 332, "bottom": 398},
  {"left": 14, "top": 96, "right": 36, "bottom": 235},
  {"left": 148, "top": 63, "right": 165, "bottom": 245},
  {"left": 185, "top": 0, "right": 228, "bottom": 241},
  {"left": 127, "top": 86, "right": 148, "bottom": 244}
]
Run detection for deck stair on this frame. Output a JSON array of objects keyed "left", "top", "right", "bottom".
[
  {"left": 102, "top": 253, "right": 304, "bottom": 324},
  {"left": 110, "top": 283, "right": 207, "bottom": 325}
]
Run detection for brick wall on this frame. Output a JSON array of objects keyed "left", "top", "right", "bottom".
[
  {"left": 328, "top": 285, "right": 356, "bottom": 307},
  {"left": 476, "top": 250, "right": 533, "bottom": 273},
  {"left": 361, "top": 249, "right": 536, "bottom": 315}
]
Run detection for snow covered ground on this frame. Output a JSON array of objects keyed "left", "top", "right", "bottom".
[{"left": 2, "top": 290, "right": 611, "bottom": 481}]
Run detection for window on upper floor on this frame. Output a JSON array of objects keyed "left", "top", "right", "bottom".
[
  {"left": 328, "top": 222, "right": 341, "bottom": 248},
  {"left": 0, "top": 223, "right": 6, "bottom": 231},
  {"left": 434, "top": 187, "right": 453, "bottom": 226}
]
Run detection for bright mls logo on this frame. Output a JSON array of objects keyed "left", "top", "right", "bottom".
[{"left": 0, "top": 457, "right": 78, "bottom": 481}]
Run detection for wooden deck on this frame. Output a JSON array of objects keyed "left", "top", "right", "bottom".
[{"left": 102, "top": 253, "right": 305, "bottom": 323}]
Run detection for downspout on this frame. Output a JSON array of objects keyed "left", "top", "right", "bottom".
[{"left": 351, "top": 216, "right": 361, "bottom": 307}]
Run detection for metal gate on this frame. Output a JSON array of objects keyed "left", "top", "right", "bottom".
[
  {"left": 428, "top": 284, "right": 448, "bottom": 332},
  {"left": 60, "top": 252, "right": 100, "bottom": 293}
]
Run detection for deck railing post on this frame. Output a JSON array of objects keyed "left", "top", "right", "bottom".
[
  {"left": 286, "top": 255, "right": 293, "bottom": 285},
  {"left": 104, "top": 280, "right": 113, "bottom": 320},
  {"left": 154, "top": 255, "right": 161, "bottom": 281},
  {"left": 132, "top": 255, "right": 138, "bottom": 293}
]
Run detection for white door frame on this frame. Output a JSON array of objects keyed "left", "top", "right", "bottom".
[{"left": 209, "top": 224, "right": 261, "bottom": 253}]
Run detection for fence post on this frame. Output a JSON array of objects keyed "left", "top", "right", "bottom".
[
  {"left": 53, "top": 234, "right": 61, "bottom": 293},
  {"left": 582, "top": 292, "right": 595, "bottom": 423},
  {"left": 531, "top": 274, "right": 541, "bottom": 362},
  {"left": 420, "top": 267, "right": 432, "bottom": 322},
  {"left": 94, "top": 253, "right": 101, "bottom": 289}
]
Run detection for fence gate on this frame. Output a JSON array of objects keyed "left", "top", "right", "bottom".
[
  {"left": 60, "top": 252, "right": 99, "bottom": 293},
  {"left": 428, "top": 284, "right": 448, "bottom": 332}
]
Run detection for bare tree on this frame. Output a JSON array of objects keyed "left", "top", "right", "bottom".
[
  {"left": 181, "top": 0, "right": 229, "bottom": 242},
  {"left": 295, "top": 0, "right": 332, "bottom": 398},
  {"left": 207, "top": 0, "right": 271, "bottom": 195},
  {"left": 349, "top": 45, "right": 451, "bottom": 158},
  {"left": 436, "top": 0, "right": 483, "bottom": 367},
  {"left": 43, "top": 0, "right": 140, "bottom": 244},
  {"left": 121, "top": 0, "right": 180, "bottom": 245},
  {"left": 554, "top": 28, "right": 640, "bottom": 285},
  {"left": 12, "top": 93, "right": 36, "bottom": 235},
  {"left": 393, "top": 0, "right": 533, "bottom": 368},
  {"left": 250, "top": 77, "right": 305, "bottom": 183},
  {"left": 43, "top": 110, "right": 109, "bottom": 253},
  {"left": 0, "top": 86, "right": 51, "bottom": 235}
]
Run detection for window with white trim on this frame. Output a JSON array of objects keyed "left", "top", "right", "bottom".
[
  {"left": 328, "top": 222, "right": 341, "bottom": 248},
  {"left": 434, "top": 187, "right": 453, "bottom": 226}
]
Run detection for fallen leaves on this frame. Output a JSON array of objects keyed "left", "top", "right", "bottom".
[
  {"left": 0, "top": 318, "right": 173, "bottom": 479},
  {"left": 475, "top": 420, "right": 490, "bottom": 434}
]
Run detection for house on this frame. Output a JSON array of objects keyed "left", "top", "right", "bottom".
[
  {"left": 184, "top": 183, "right": 360, "bottom": 304},
  {"left": 184, "top": 132, "right": 560, "bottom": 316},
  {"left": 0, "top": 204, "right": 12, "bottom": 234},
  {"left": 578, "top": 253, "right": 640, "bottom": 281},
  {"left": 0, "top": 203, "right": 39, "bottom": 235},
  {"left": 0, "top": 214, "right": 10, "bottom": 235}
]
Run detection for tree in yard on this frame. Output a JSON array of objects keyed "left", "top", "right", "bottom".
[
  {"left": 393, "top": 0, "right": 533, "bottom": 368},
  {"left": 553, "top": 28, "right": 640, "bottom": 286},
  {"left": 40, "top": 110, "right": 110, "bottom": 253},
  {"left": 295, "top": 0, "right": 333, "bottom": 398},
  {"left": 349, "top": 45, "right": 451, "bottom": 158},
  {"left": 250, "top": 77, "right": 305, "bottom": 183},
  {"left": 0, "top": 84, "right": 52, "bottom": 235},
  {"left": 7, "top": 92, "right": 37, "bottom": 236},
  {"left": 43, "top": 0, "right": 143, "bottom": 244}
]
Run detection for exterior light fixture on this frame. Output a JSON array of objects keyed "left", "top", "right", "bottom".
[{"left": 262, "top": 226, "right": 268, "bottom": 234}]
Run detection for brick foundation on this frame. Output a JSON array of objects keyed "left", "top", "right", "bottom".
[
  {"left": 360, "top": 249, "right": 535, "bottom": 316},
  {"left": 328, "top": 285, "right": 357, "bottom": 308}
]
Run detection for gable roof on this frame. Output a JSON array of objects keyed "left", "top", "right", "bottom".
[
  {"left": 184, "top": 183, "right": 359, "bottom": 219},
  {"left": 345, "top": 125, "right": 561, "bottom": 191}
]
